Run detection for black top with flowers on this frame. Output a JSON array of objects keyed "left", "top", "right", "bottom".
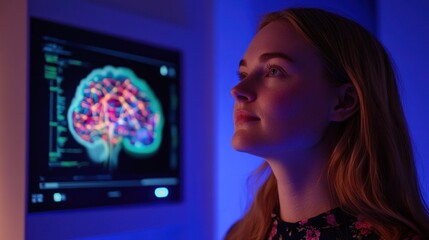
[{"left": 267, "top": 208, "right": 380, "bottom": 240}]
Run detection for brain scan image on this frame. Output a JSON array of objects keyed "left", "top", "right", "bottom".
[{"left": 67, "top": 66, "right": 164, "bottom": 170}]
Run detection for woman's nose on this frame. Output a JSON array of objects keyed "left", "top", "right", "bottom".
[{"left": 230, "top": 82, "right": 256, "bottom": 102}]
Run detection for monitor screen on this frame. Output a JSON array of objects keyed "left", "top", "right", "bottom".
[{"left": 28, "top": 18, "right": 181, "bottom": 212}]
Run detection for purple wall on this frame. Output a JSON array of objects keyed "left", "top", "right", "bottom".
[{"left": 378, "top": 0, "right": 429, "bottom": 203}]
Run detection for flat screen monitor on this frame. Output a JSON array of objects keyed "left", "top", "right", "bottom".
[{"left": 27, "top": 18, "right": 181, "bottom": 212}]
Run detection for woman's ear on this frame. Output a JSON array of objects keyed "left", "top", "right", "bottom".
[{"left": 330, "top": 83, "right": 359, "bottom": 122}]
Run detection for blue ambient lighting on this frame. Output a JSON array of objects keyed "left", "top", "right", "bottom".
[{"left": 154, "top": 187, "right": 169, "bottom": 198}]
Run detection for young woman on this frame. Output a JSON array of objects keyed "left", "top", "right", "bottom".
[{"left": 225, "top": 8, "right": 429, "bottom": 240}]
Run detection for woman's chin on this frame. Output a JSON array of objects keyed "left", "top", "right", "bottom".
[
  {"left": 231, "top": 135, "right": 265, "bottom": 157},
  {"left": 231, "top": 132, "right": 252, "bottom": 151}
]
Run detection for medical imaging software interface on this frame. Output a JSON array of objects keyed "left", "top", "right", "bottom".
[{"left": 28, "top": 18, "right": 181, "bottom": 212}]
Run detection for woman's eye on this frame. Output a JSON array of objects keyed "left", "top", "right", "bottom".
[
  {"left": 269, "top": 68, "right": 280, "bottom": 76},
  {"left": 237, "top": 71, "right": 247, "bottom": 81},
  {"left": 265, "top": 65, "right": 285, "bottom": 78}
]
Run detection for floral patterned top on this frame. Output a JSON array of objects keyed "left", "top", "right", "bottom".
[{"left": 267, "top": 208, "right": 380, "bottom": 240}]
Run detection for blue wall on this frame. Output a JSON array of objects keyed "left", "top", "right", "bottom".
[{"left": 378, "top": 0, "right": 429, "bottom": 202}]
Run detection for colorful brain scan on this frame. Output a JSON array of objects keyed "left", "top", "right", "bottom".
[{"left": 67, "top": 66, "right": 164, "bottom": 169}]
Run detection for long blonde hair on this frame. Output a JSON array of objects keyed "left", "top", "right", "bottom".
[{"left": 225, "top": 8, "right": 429, "bottom": 240}]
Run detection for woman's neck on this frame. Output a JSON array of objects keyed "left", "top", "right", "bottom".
[{"left": 266, "top": 147, "right": 335, "bottom": 223}]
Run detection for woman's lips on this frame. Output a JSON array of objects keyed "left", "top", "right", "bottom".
[{"left": 234, "top": 109, "right": 260, "bottom": 125}]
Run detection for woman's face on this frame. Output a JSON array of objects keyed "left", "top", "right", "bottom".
[{"left": 231, "top": 20, "right": 338, "bottom": 159}]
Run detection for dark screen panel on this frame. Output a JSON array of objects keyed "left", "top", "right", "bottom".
[{"left": 28, "top": 18, "right": 181, "bottom": 212}]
